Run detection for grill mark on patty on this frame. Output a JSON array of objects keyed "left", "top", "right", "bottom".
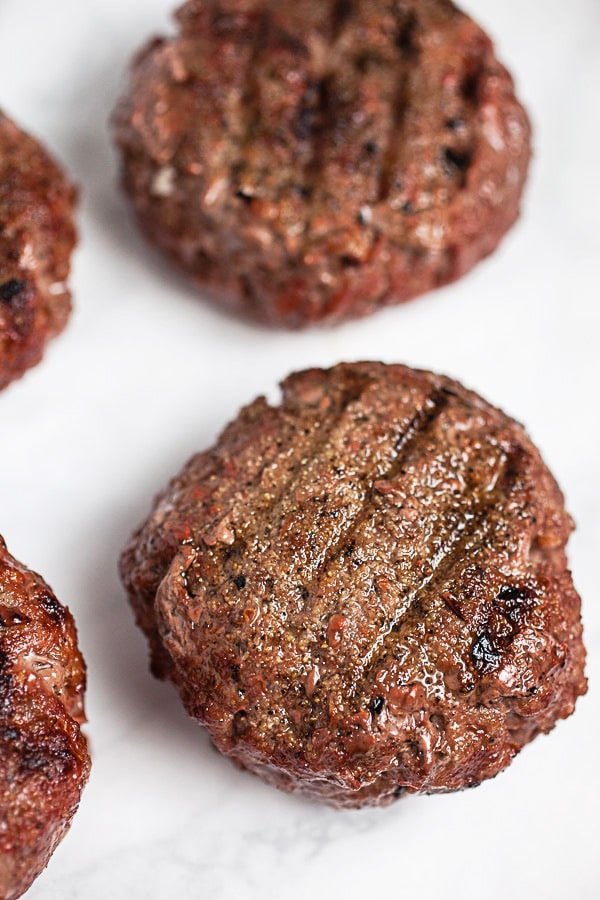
[
  {"left": 213, "top": 373, "right": 389, "bottom": 585},
  {"left": 344, "top": 436, "right": 538, "bottom": 716},
  {"left": 299, "top": 389, "right": 449, "bottom": 598},
  {"left": 260, "top": 379, "right": 442, "bottom": 587},
  {"left": 299, "top": 72, "right": 333, "bottom": 212},
  {"left": 280, "top": 386, "right": 525, "bottom": 706},
  {"left": 210, "top": 2, "right": 270, "bottom": 172},
  {"left": 352, "top": 456, "right": 514, "bottom": 694},
  {"left": 300, "top": 1, "right": 411, "bottom": 266},
  {"left": 184, "top": 371, "right": 439, "bottom": 619},
  {"left": 232, "top": 3, "right": 273, "bottom": 194},
  {"left": 230, "top": 1, "right": 335, "bottom": 257},
  {"left": 376, "top": 9, "right": 419, "bottom": 205},
  {"left": 297, "top": 0, "right": 353, "bottom": 232},
  {"left": 435, "top": 42, "right": 487, "bottom": 191},
  {"left": 332, "top": 0, "right": 354, "bottom": 38},
  {"left": 179, "top": 372, "right": 383, "bottom": 604}
]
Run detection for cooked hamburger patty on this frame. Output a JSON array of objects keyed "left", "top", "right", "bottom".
[
  {"left": 113, "top": 0, "right": 531, "bottom": 327},
  {"left": 0, "top": 538, "right": 90, "bottom": 900},
  {"left": 0, "top": 111, "right": 77, "bottom": 390},
  {"left": 120, "top": 363, "right": 586, "bottom": 808}
]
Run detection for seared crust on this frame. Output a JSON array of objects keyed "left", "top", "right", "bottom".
[
  {"left": 0, "top": 111, "right": 77, "bottom": 389},
  {"left": 113, "top": 0, "right": 531, "bottom": 327},
  {"left": 0, "top": 538, "right": 90, "bottom": 900},
  {"left": 120, "top": 363, "right": 586, "bottom": 808}
]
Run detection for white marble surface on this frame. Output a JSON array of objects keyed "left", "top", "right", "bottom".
[{"left": 0, "top": 1, "right": 598, "bottom": 897}]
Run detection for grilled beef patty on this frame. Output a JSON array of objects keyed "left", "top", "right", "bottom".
[
  {"left": 113, "top": 0, "right": 531, "bottom": 327},
  {"left": 0, "top": 111, "right": 77, "bottom": 390},
  {"left": 0, "top": 538, "right": 90, "bottom": 899},
  {"left": 120, "top": 363, "right": 586, "bottom": 808}
]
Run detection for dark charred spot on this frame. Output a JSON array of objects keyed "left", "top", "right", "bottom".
[
  {"left": 462, "top": 68, "right": 481, "bottom": 104},
  {"left": 0, "top": 607, "right": 30, "bottom": 627},
  {"left": 292, "top": 182, "right": 312, "bottom": 200},
  {"left": 495, "top": 584, "right": 536, "bottom": 625},
  {"left": 38, "top": 591, "right": 65, "bottom": 624},
  {"left": 230, "top": 663, "right": 240, "bottom": 682},
  {"left": 364, "top": 140, "right": 379, "bottom": 155},
  {"left": 471, "top": 632, "right": 502, "bottom": 674},
  {"left": 393, "top": 784, "right": 408, "bottom": 798},
  {"left": 440, "top": 385, "right": 459, "bottom": 398},
  {"left": 446, "top": 118, "right": 465, "bottom": 132},
  {"left": 235, "top": 189, "right": 253, "bottom": 205},
  {"left": 441, "top": 146, "right": 471, "bottom": 177},
  {"left": 355, "top": 52, "right": 379, "bottom": 75},
  {"left": 401, "top": 201, "right": 414, "bottom": 214},
  {"left": 395, "top": 12, "right": 418, "bottom": 56},
  {"left": 343, "top": 541, "right": 355, "bottom": 558},
  {"left": 21, "top": 751, "right": 51, "bottom": 773},
  {"left": 497, "top": 585, "right": 531, "bottom": 602},
  {"left": 340, "top": 254, "right": 361, "bottom": 267},
  {"left": 501, "top": 445, "right": 526, "bottom": 491},
  {"left": 233, "top": 574, "right": 246, "bottom": 590},
  {"left": 369, "top": 696, "right": 385, "bottom": 716},
  {"left": 300, "top": 586, "right": 310, "bottom": 601},
  {"left": 317, "top": 508, "right": 340, "bottom": 519},
  {"left": 0, "top": 279, "right": 27, "bottom": 303},
  {"left": 333, "top": 0, "right": 352, "bottom": 34}
]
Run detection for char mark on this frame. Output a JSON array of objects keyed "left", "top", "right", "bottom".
[
  {"left": 302, "top": 389, "right": 449, "bottom": 594},
  {"left": 377, "top": 10, "right": 419, "bottom": 203},
  {"left": 332, "top": 0, "right": 354, "bottom": 40},
  {"left": 0, "top": 279, "right": 27, "bottom": 304}
]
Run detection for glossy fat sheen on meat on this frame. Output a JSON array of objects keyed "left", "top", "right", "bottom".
[
  {"left": 113, "top": 0, "right": 531, "bottom": 327},
  {"left": 120, "top": 363, "right": 586, "bottom": 808},
  {"left": 0, "top": 539, "right": 90, "bottom": 900},
  {"left": 0, "top": 112, "right": 77, "bottom": 389}
]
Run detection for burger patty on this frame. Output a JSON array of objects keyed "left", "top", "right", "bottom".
[
  {"left": 120, "top": 363, "right": 586, "bottom": 808},
  {"left": 113, "top": 0, "right": 531, "bottom": 327},
  {"left": 0, "top": 538, "right": 90, "bottom": 900},
  {"left": 0, "top": 111, "right": 77, "bottom": 390}
]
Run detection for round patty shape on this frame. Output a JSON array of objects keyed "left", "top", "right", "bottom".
[
  {"left": 113, "top": 0, "right": 531, "bottom": 327},
  {"left": 0, "top": 111, "right": 77, "bottom": 390},
  {"left": 120, "top": 363, "right": 586, "bottom": 808},
  {"left": 0, "top": 538, "right": 90, "bottom": 900}
]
